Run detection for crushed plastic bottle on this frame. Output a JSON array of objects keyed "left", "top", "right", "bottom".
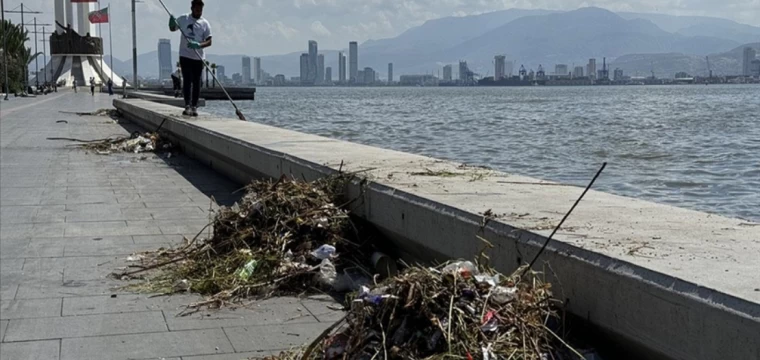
[
  {"left": 491, "top": 286, "right": 518, "bottom": 304},
  {"left": 474, "top": 274, "right": 500, "bottom": 287},
  {"left": 237, "top": 260, "right": 258, "bottom": 280}
]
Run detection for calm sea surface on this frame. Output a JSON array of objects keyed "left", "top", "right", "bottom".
[{"left": 206, "top": 85, "right": 760, "bottom": 222}]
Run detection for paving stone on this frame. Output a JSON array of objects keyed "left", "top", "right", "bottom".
[
  {"left": 0, "top": 298, "right": 63, "bottom": 319},
  {"left": 60, "top": 329, "right": 234, "bottom": 360},
  {"left": 1, "top": 258, "right": 26, "bottom": 272},
  {"left": 300, "top": 296, "right": 346, "bottom": 323},
  {"left": 223, "top": 322, "right": 334, "bottom": 352},
  {"left": 63, "top": 243, "right": 172, "bottom": 257},
  {"left": 164, "top": 298, "right": 317, "bottom": 331},
  {"left": 1, "top": 284, "right": 19, "bottom": 301},
  {"left": 62, "top": 294, "right": 203, "bottom": 316},
  {"left": 15, "top": 279, "right": 117, "bottom": 299},
  {"left": 63, "top": 221, "right": 161, "bottom": 237},
  {"left": 132, "top": 234, "right": 184, "bottom": 244},
  {"left": 0, "top": 319, "right": 8, "bottom": 341},
  {"left": 0, "top": 243, "right": 65, "bottom": 259},
  {"left": 4, "top": 311, "right": 167, "bottom": 341},
  {"left": 0, "top": 339, "right": 60, "bottom": 360}
]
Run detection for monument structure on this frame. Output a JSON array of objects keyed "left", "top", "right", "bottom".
[{"left": 35, "top": 0, "right": 124, "bottom": 86}]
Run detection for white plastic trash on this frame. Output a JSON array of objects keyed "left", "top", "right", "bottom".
[{"left": 311, "top": 244, "right": 337, "bottom": 260}]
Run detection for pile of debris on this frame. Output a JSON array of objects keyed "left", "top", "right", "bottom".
[
  {"left": 80, "top": 132, "right": 174, "bottom": 155},
  {"left": 264, "top": 261, "right": 575, "bottom": 360},
  {"left": 119, "top": 175, "right": 374, "bottom": 310}
]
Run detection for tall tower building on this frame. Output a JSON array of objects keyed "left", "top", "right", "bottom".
[
  {"left": 300, "top": 53, "right": 309, "bottom": 84},
  {"left": 308, "top": 40, "right": 318, "bottom": 84},
  {"left": 573, "top": 66, "right": 584, "bottom": 78},
  {"left": 77, "top": 1, "right": 94, "bottom": 35},
  {"left": 443, "top": 65, "right": 452, "bottom": 81},
  {"left": 743, "top": 47, "right": 757, "bottom": 76},
  {"left": 338, "top": 52, "right": 347, "bottom": 83},
  {"left": 317, "top": 54, "right": 325, "bottom": 84},
  {"left": 458, "top": 61, "right": 469, "bottom": 82},
  {"left": 587, "top": 59, "right": 597, "bottom": 80},
  {"left": 242, "top": 56, "right": 251, "bottom": 85},
  {"left": 388, "top": 63, "right": 393, "bottom": 83},
  {"left": 158, "top": 39, "right": 172, "bottom": 81},
  {"left": 555, "top": 64, "right": 568, "bottom": 76},
  {"left": 494, "top": 55, "right": 506, "bottom": 80},
  {"left": 349, "top": 41, "right": 358, "bottom": 83},
  {"left": 253, "top": 57, "right": 261, "bottom": 84},
  {"left": 325, "top": 67, "right": 332, "bottom": 83}
]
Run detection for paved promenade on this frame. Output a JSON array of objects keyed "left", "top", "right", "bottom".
[{"left": 0, "top": 92, "right": 341, "bottom": 360}]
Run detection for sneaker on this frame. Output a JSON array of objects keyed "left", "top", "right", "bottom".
[
  {"left": 182, "top": 106, "right": 192, "bottom": 116},
  {"left": 190, "top": 107, "right": 198, "bottom": 117}
]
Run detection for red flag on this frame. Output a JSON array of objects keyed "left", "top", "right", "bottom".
[{"left": 89, "top": 7, "right": 109, "bottom": 24}]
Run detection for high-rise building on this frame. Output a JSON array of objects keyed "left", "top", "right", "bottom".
[
  {"left": 752, "top": 59, "right": 760, "bottom": 77},
  {"left": 308, "top": 40, "right": 318, "bottom": 83},
  {"left": 317, "top": 54, "right": 325, "bottom": 84},
  {"left": 614, "top": 68, "right": 624, "bottom": 81},
  {"left": 253, "top": 57, "right": 261, "bottom": 85},
  {"left": 300, "top": 53, "right": 309, "bottom": 85},
  {"left": 363, "top": 67, "right": 375, "bottom": 84},
  {"left": 216, "top": 65, "right": 226, "bottom": 81},
  {"left": 357, "top": 70, "right": 365, "bottom": 84},
  {"left": 242, "top": 56, "right": 251, "bottom": 85},
  {"left": 325, "top": 67, "right": 332, "bottom": 83},
  {"left": 458, "top": 61, "right": 469, "bottom": 82},
  {"left": 494, "top": 55, "right": 506, "bottom": 80},
  {"left": 573, "top": 66, "right": 584, "bottom": 78},
  {"left": 349, "top": 41, "right": 358, "bottom": 83},
  {"left": 158, "top": 39, "right": 172, "bottom": 81},
  {"left": 743, "top": 47, "right": 757, "bottom": 76},
  {"left": 388, "top": 63, "right": 393, "bottom": 83},
  {"left": 443, "top": 65, "right": 452, "bottom": 81},
  {"left": 554, "top": 64, "right": 568, "bottom": 76},
  {"left": 273, "top": 74, "right": 286, "bottom": 86},
  {"left": 586, "top": 59, "right": 597, "bottom": 80},
  {"left": 338, "top": 52, "right": 347, "bottom": 83}
]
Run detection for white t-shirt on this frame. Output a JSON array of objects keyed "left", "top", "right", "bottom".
[{"left": 176, "top": 14, "right": 212, "bottom": 61}]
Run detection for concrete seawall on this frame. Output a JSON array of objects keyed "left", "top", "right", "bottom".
[{"left": 113, "top": 98, "right": 760, "bottom": 360}]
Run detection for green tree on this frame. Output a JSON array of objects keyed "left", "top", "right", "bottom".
[{"left": 1, "top": 19, "right": 41, "bottom": 93}]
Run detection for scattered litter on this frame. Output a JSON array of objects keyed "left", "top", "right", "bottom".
[
  {"left": 56, "top": 120, "right": 68, "bottom": 124},
  {"left": 78, "top": 132, "right": 174, "bottom": 155},
  {"left": 264, "top": 261, "right": 572, "bottom": 360},
  {"left": 236, "top": 260, "right": 258, "bottom": 280},
  {"left": 311, "top": 244, "right": 336, "bottom": 260},
  {"left": 172, "top": 279, "right": 191, "bottom": 292},
  {"left": 116, "top": 175, "right": 376, "bottom": 312}
]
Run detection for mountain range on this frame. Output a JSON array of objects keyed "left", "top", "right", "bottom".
[{"left": 108, "top": 7, "right": 760, "bottom": 79}]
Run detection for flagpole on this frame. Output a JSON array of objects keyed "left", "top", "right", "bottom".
[
  {"left": 109, "top": 3, "right": 113, "bottom": 83},
  {"left": 98, "top": 0, "right": 103, "bottom": 86}
]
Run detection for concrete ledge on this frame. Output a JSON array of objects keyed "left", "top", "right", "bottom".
[
  {"left": 113, "top": 98, "right": 760, "bottom": 360},
  {"left": 121, "top": 90, "right": 206, "bottom": 108}
]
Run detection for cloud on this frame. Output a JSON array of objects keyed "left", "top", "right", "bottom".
[
  {"left": 310, "top": 21, "right": 332, "bottom": 37},
  {"left": 5, "top": 0, "right": 759, "bottom": 59}
]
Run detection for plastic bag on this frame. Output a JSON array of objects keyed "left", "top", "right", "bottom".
[
  {"left": 311, "top": 244, "right": 337, "bottom": 260},
  {"left": 237, "top": 260, "right": 257, "bottom": 280},
  {"left": 442, "top": 261, "right": 479, "bottom": 279}
]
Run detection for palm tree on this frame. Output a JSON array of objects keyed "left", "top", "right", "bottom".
[
  {"left": 1, "top": 20, "right": 39, "bottom": 93},
  {"left": 210, "top": 63, "right": 217, "bottom": 88}
]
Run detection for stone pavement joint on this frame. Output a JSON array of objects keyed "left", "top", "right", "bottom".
[{"left": 0, "top": 92, "right": 343, "bottom": 359}]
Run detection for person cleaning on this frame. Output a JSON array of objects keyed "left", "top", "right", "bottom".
[{"left": 169, "top": 0, "right": 212, "bottom": 117}]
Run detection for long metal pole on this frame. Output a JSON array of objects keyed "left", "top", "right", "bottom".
[
  {"left": 33, "top": 17, "right": 37, "bottom": 86},
  {"left": 2, "top": 0, "right": 8, "bottom": 99},
  {"left": 131, "top": 0, "right": 136, "bottom": 88},
  {"left": 20, "top": 3, "right": 25, "bottom": 93},
  {"left": 98, "top": 0, "right": 102, "bottom": 85},
  {"left": 42, "top": 26, "right": 46, "bottom": 84},
  {"left": 108, "top": 3, "right": 112, "bottom": 83}
]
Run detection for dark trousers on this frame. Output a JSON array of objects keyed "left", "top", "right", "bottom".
[{"left": 180, "top": 56, "right": 204, "bottom": 107}]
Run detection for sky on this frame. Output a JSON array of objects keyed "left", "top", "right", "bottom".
[{"left": 4, "top": 0, "right": 760, "bottom": 60}]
